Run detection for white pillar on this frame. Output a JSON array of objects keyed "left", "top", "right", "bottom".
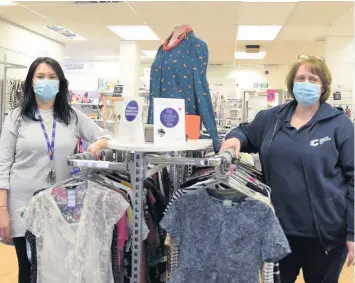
[
  {"left": 119, "top": 41, "right": 139, "bottom": 97},
  {"left": 324, "top": 37, "right": 355, "bottom": 112}
]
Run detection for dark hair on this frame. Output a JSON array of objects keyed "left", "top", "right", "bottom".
[
  {"left": 20, "top": 57, "right": 77, "bottom": 125},
  {"left": 286, "top": 57, "right": 332, "bottom": 103}
]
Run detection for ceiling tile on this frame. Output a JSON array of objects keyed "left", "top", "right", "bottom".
[
  {"left": 238, "top": 3, "right": 296, "bottom": 25},
  {"left": 262, "top": 41, "right": 311, "bottom": 64},
  {"left": 127, "top": 1, "right": 187, "bottom": 26},
  {"left": 0, "top": 0, "right": 350, "bottom": 64},
  {"left": 326, "top": 7, "right": 354, "bottom": 37},
  {"left": 21, "top": 1, "right": 66, "bottom": 6},
  {"left": 129, "top": 1, "right": 242, "bottom": 25},
  {"left": 277, "top": 26, "right": 328, "bottom": 41},
  {"left": 183, "top": 2, "right": 242, "bottom": 24},
  {"left": 0, "top": 6, "right": 54, "bottom": 26},
  {"left": 193, "top": 25, "right": 237, "bottom": 44},
  {"left": 300, "top": 40, "right": 325, "bottom": 57},
  {"left": 286, "top": 2, "right": 354, "bottom": 26},
  {"left": 81, "top": 3, "right": 145, "bottom": 26}
]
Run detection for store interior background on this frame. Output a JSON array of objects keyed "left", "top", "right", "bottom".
[{"left": 0, "top": 0, "right": 354, "bottom": 282}]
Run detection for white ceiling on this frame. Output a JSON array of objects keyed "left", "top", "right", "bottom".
[{"left": 0, "top": 0, "right": 353, "bottom": 65}]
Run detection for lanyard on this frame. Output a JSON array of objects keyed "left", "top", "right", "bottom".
[{"left": 36, "top": 109, "right": 56, "bottom": 161}]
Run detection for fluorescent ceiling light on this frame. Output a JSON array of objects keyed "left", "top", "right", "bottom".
[
  {"left": 45, "top": 26, "right": 86, "bottom": 40},
  {"left": 95, "top": 55, "right": 120, "bottom": 59},
  {"left": 235, "top": 51, "right": 266, "bottom": 60},
  {"left": 237, "top": 25, "right": 282, "bottom": 40},
  {"left": 142, "top": 50, "right": 157, "bottom": 58},
  {"left": 107, "top": 25, "right": 160, "bottom": 40},
  {"left": 0, "top": 1, "right": 16, "bottom": 5},
  {"left": 64, "top": 56, "right": 71, "bottom": 59}
]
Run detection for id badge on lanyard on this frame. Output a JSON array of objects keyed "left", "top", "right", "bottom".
[{"left": 36, "top": 109, "right": 57, "bottom": 184}]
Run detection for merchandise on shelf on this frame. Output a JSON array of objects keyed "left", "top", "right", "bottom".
[{"left": 5, "top": 78, "right": 24, "bottom": 114}]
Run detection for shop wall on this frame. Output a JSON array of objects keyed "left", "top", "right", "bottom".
[
  {"left": 64, "top": 60, "right": 289, "bottom": 97},
  {"left": 141, "top": 63, "right": 289, "bottom": 94},
  {"left": 0, "top": 19, "right": 65, "bottom": 79},
  {"left": 63, "top": 60, "right": 120, "bottom": 90}
]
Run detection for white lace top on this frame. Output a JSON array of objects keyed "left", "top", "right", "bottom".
[{"left": 23, "top": 181, "right": 129, "bottom": 283}]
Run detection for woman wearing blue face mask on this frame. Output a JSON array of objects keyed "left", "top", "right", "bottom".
[
  {"left": 221, "top": 56, "right": 354, "bottom": 283},
  {"left": 0, "top": 57, "right": 113, "bottom": 282}
]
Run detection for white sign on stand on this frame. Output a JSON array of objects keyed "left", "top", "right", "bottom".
[
  {"left": 154, "top": 98, "right": 186, "bottom": 145},
  {"left": 117, "top": 97, "right": 145, "bottom": 144}
]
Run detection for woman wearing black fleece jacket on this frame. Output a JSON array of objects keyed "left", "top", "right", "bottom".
[{"left": 221, "top": 56, "right": 354, "bottom": 283}]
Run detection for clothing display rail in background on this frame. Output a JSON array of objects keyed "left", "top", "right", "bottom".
[
  {"left": 66, "top": 140, "right": 232, "bottom": 283},
  {"left": 0, "top": 56, "right": 27, "bottom": 131}
]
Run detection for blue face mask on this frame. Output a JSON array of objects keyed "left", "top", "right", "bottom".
[
  {"left": 33, "top": 79, "right": 59, "bottom": 102},
  {"left": 293, "top": 82, "right": 321, "bottom": 105}
]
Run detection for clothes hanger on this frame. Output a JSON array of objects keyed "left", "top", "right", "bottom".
[
  {"left": 201, "top": 161, "right": 272, "bottom": 206},
  {"left": 89, "top": 172, "right": 134, "bottom": 200}
]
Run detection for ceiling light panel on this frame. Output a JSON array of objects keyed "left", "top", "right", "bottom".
[
  {"left": 107, "top": 26, "right": 160, "bottom": 41},
  {"left": 0, "top": 1, "right": 16, "bottom": 6},
  {"left": 237, "top": 25, "right": 282, "bottom": 41},
  {"left": 235, "top": 51, "right": 266, "bottom": 60}
]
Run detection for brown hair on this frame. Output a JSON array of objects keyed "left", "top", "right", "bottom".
[{"left": 286, "top": 57, "right": 332, "bottom": 103}]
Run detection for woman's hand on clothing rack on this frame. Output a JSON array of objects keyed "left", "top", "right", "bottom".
[
  {"left": 0, "top": 206, "right": 11, "bottom": 243},
  {"left": 219, "top": 138, "right": 241, "bottom": 157},
  {"left": 87, "top": 143, "right": 102, "bottom": 160},
  {"left": 87, "top": 138, "right": 109, "bottom": 159}
]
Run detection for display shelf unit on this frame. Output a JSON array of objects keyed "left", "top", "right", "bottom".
[
  {"left": 0, "top": 56, "right": 27, "bottom": 131},
  {"left": 102, "top": 96, "right": 123, "bottom": 133},
  {"left": 67, "top": 139, "right": 229, "bottom": 283}
]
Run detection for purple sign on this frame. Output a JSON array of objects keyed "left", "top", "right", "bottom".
[
  {"left": 125, "top": 101, "right": 139, "bottom": 122},
  {"left": 160, "top": 108, "right": 179, "bottom": 128}
]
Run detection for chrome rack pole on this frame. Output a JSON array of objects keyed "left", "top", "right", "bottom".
[
  {"left": 145, "top": 156, "right": 223, "bottom": 167},
  {"left": 67, "top": 158, "right": 130, "bottom": 171},
  {"left": 130, "top": 152, "right": 145, "bottom": 283}
]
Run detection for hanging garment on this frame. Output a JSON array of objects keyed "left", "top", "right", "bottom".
[
  {"left": 147, "top": 30, "right": 220, "bottom": 152},
  {"left": 23, "top": 181, "right": 129, "bottom": 283},
  {"left": 160, "top": 189, "right": 290, "bottom": 283},
  {"left": 26, "top": 223, "right": 120, "bottom": 283}
]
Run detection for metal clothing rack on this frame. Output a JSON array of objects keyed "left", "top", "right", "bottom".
[
  {"left": 0, "top": 55, "right": 27, "bottom": 130},
  {"left": 67, "top": 146, "right": 233, "bottom": 283}
]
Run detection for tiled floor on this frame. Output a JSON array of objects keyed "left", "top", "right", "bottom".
[{"left": 0, "top": 243, "right": 353, "bottom": 283}]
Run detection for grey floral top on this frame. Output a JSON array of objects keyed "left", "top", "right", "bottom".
[{"left": 160, "top": 189, "right": 290, "bottom": 283}]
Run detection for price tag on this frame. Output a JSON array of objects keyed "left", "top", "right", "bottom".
[
  {"left": 223, "top": 200, "right": 232, "bottom": 207},
  {"left": 67, "top": 190, "right": 76, "bottom": 208}
]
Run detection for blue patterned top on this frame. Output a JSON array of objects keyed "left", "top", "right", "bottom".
[{"left": 147, "top": 32, "right": 220, "bottom": 151}]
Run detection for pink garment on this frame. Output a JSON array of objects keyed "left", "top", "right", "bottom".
[
  {"left": 116, "top": 212, "right": 128, "bottom": 268},
  {"left": 248, "top": 176, "right": 256, "bottom": 183}
]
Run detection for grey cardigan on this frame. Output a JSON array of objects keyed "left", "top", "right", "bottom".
[{"left": 0, "top": 107, "right": 113, "bottom": 237}]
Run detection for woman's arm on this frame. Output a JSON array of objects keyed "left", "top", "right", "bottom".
[
  {"left": 74, "top": 109, "right": 114, "bottom": 157},
  {"left": 0, "top": 110, "right": 19, "bottom": 242},
  {"left": 0, "top": 110, "right": 18, "bottom": 192},
  {"left": 336, "top": 117, "right": 354, "bottom": 266},
  {"left": 222, "top": 110, "right": 270, "bottom": 154}
]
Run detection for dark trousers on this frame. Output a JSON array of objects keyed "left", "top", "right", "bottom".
[
  {"left": 280, "top": 235, "right": 347, "bottom": 283},
  {"left": 13, "top": 237, "right": 31, "bottom": 283}
]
